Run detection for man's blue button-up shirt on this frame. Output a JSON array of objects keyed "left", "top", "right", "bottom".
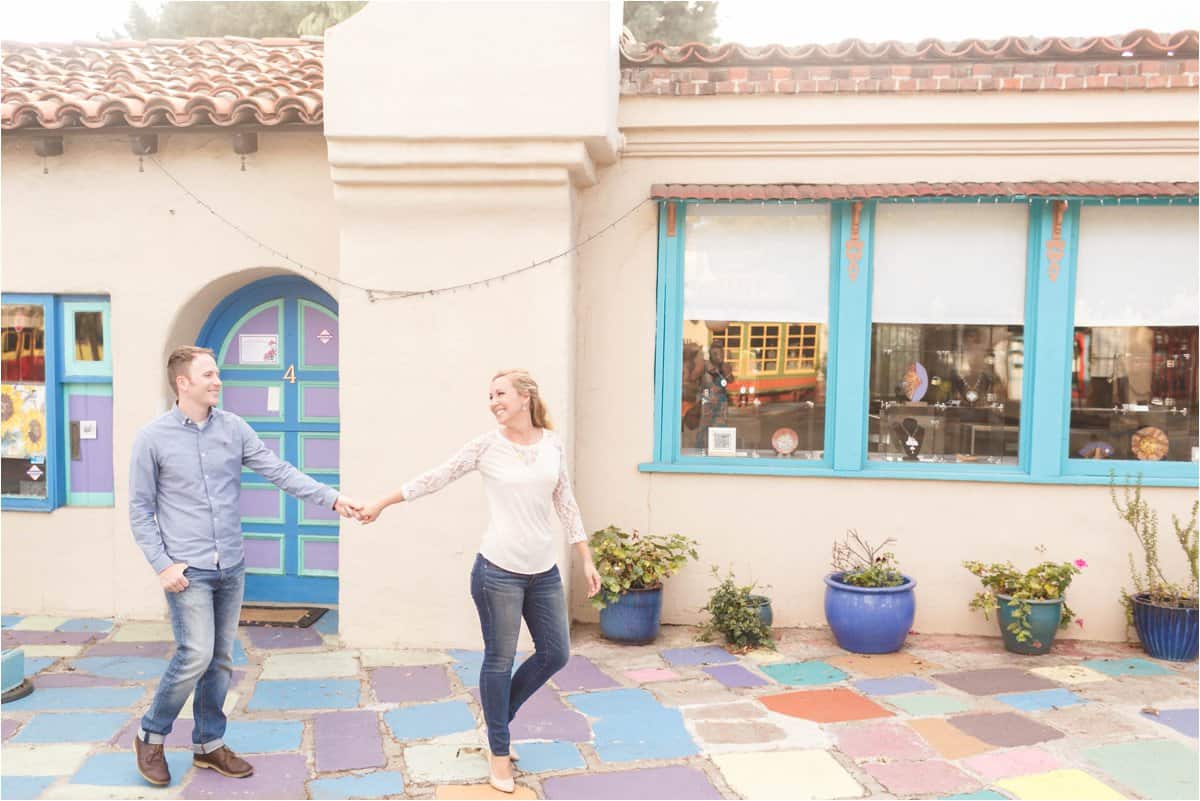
[{"left": 129, "top": 404, "right": 338, "bottom": 573}]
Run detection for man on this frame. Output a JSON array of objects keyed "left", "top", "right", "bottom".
[{"left": 129, "top": 346, "right": 363, "bottom": 786}]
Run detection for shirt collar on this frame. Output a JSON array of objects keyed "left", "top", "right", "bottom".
[{"left": 172, "top": 402, "right": 216, "bottom": 428}]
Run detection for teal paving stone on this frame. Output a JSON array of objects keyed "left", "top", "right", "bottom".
[
  {"left": 308, "top": 771, "right": 405, "bottom": 799},
  {"left": 313, "top": 610, "right": 339, "bottom": 635},
  {"left": 71, "top": 656, "right": 168, "bottom": 681},
  {"left": 57, "top": 619, "right": 114, "bottom": 633},
  {"left": 1079, "top": 657, "right": 1171, "bottom": 677},
  {"left": 855, "top": 676, "right": 937, "bottom": 695},
  {"left": 13, "top": 712, "right": 129, "bottom": 743},
  {"left": 886, "top": 693, "right": 972, "bottom": 716},
  {"left": 2, "top": 776, "right": 56, "bottom": 799},
  {"left": 383, "top": 700, "right": 476, "bottom": 741},
  {"left": 71, "top": 750, "right": 194, "bottom": 786},
  {"left": 760, "top": 660, "right": 848, "bottom": 686},
  {"left": 996, "top": 688, "right": 1085, "bottom": 713},
  {"left": 567, "top": 689, "right": 697, "bottom": 763},
  {"left": 1085, "top": 739, "right": 1200, "bottom": 799},
  {"left": 3, "top": 686, "right": 144, "bottom": 711},
  {"left": 660, "top": 646, "right": 736, "bottom": 667},
  {"left": 247, "top": 679, "right": 361, "bottom": 710},
  {"left": 23, "top": 657, "right": 55, "bottom": 677},
  {"left": 222, "top": 720, "right": 304, "bottom": 753},
  {"left": 941, "top": 792, "right": 1008, "bottom": 800},
  {"left": 511, "top": 740, "right": 586, "bottom": 773},
  {"left": 2, "top": 616, "right": 24, "bottom": 628}
]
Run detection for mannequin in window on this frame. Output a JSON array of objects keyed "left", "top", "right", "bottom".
[{"left": 696, "top": 342, "right": 734, "bottom": 449}]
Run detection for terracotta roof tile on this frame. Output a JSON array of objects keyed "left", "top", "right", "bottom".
[
  {"left": 651, "top": 182, "right": 1199, "bottom": 200},
  {"left": 1, "top": 37, "right": 322, "bottom": 130}
]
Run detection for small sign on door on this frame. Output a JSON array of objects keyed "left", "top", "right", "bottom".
[{"left": 79, "top": 420, "right": 97, "bottom": 439}]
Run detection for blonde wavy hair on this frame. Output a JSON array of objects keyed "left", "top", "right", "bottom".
[{"left": 492, "top": 369, "right": 553, "bottom": 430}]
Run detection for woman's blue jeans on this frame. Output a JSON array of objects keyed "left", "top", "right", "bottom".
[
  {"left": 470, "top": 553, "right": 571, "bottom": 757},
  {"left": 138, "top": 561, "right": 244, "bottom": 754}
]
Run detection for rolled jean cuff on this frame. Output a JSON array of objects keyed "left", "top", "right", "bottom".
[
  {"left": 137, "top": 728, "right": 166, "bottom": 745},
  {"left": 193, "top": 738, "right": 225, "bottom": 755}
]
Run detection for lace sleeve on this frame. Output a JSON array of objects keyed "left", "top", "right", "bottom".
[
  {"left": 550, "top": 433, "right": 588, "bottom": 544},
  {"left": 401, "top": 433, "right": 490, "bottom": 502}
]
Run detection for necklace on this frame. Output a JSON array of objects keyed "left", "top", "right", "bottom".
[
  {"left": 510, "top": 439, "right": 539, "bottom": 466},
  {"left": 900, "top": 419, "right": 920, "bottom": 449},
  {"left": 963, "top": 374, "right": 985, "bottom": 403}
]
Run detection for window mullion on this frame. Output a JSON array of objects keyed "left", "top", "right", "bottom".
[{"left": 829, "top": 200, "right": 874, "bottom": 471}]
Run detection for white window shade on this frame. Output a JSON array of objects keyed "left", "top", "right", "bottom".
[
  {"left": 683, "top": 205, "right": 830, "bottom": 323},
  {"left": 872, "top": 204, "right": 1028, "bottom": 324},
  {"left": 1075, "top": 205, "right": 1199, "bottom": 326}
]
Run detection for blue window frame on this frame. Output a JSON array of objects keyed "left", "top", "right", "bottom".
[{"left": 642, "top": 196, "right": 1198, "bottom": 487}]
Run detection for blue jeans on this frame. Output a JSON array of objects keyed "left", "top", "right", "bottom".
[
  {"left": 139, "top": 561, "right": 244, "bottom": 754},
  {"left": 470, "top": 554, "right": 571, "bottom": 757}
]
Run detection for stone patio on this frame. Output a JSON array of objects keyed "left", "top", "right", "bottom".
[{"left": 1, "top": 613, "right": 1196, "bottom": 799}]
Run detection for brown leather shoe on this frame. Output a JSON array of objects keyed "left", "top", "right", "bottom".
[
  {"left": 133, "top": 735, "right": 170, "bottom": 786},
  {"left": 193, "top": 746, "right": 254, "bottom": 778}
]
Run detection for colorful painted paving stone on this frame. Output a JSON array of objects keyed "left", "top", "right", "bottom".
[
  {"left": 403, "top": 743, "right": 488, "bottom": 784},
  {"left": 962, "top": 746, "right": 1062, "bottom": 780},
  {"left": 712, "top": 749, "right": 862, "bottom": 799},
  {"left": 702, "top": 663, "right": 769, "bottom": 688},
  {"left": 109, "top": 622, "right": 173, "bottom": 642},
  {"left": 111, "top": 716, "right": 195, "bottom": 748},
  {"left": 758, "top": 687, "right": 892, "bottom": 723},
  {"left": 315, "top": 710, "right": 386, "bottom": 772},
  {"left": 70, "top": 750, "right": 194, "bottom": 786},
  {"left": 2, "top": 718, "right": 21, "bottom": 740},
  {"left": 885, "top": 693, "right": 971, "bottom": 716},
  {"left": 853, "top": 675, "right": 936, "bottom": 695},
  {"left": 2, "top": 744, "right": 94, "bottom": 776},
  {"left": 864, "top": 759, "right": 978, "bottom": 796},
  {"left": 309, "top": 771, "right": 405, "bottom": 800},
  {"left": 691, "top": 719, "right": 790, "bottom": 747},
  {"left": 84, "top": 641, "right": 174, "bottom": 658},
  {"left": 948, "top": 712, "right": 1064, "bottom": 747},
  {"left": 907, "top": 718, "right": 993, "bottom": 759},
  {"left": 57, "top": 619, "right": 114, "bottom": 633},
  {"left": 1, "top": 616, "right": 24, "bottom": 628},
  {"left": 70, "top": 656, "right": 168, "bottom": 681},
  {"left": 313, "top": 610, "right": 339, "bottom": 635},
  {"left": 244, "top": 626, "right": 324, "bottom": 650},
  {"left": 383, "top": 700, "right": 476, "bottom": 742},
  {"left": 231, "top": 637, "right": 248, "bottom": 666},
  {"left": 34, "top": 673, "right": 127, "bottom": 688},
  {"left": 1, "top": 776, "right": 56, "bottom": 799},
  {"left": 1079, "top": 657, "right": 1172, "bottom": 677},
  {"left": 508, "top": 686, "right": 592, "bottom": 743},
  {"left": 22, "top": 658, "right": 54, "bottom": 677},
  {"left": 434, "top": 783, "right": 538, "bottom": 799},
  {"left": 506, "top": 740, "right": 585, "bottom": 772},
  {"left": 260, "top": 652, "right": 358, "bottom": 680},
  {"left": 247, "top": 679, "right": 360, "bottom": 710},
  {"left": 760, "top": 661, "right": 848, "bottom": 686},
  {"left": 370, "top": 665, "right": 452, "bottom": 704},
  {"left": 447, "top": 650, "right": 524, "bottom": 688},
  {"left": 223, "top": 720, "right": 304, "bottom": 754},
  {"left": 660, "top": 646, "right": 736, "bottom": 667},
  {"left": 552, "top": 655, "right": 619, "bottom": 691},
  {"left": 1028, "top": 664, "right": 1109, "bottom": 685},
  {"left": 10, "top": 616, "right": 71, "bottom": 631},
  {"left": 5, "top": 631, "right": 96, "bottom": 646},
  {"left": 995, "top": 688, "right": 1085, "bottom": 713},
  {"left": 566, "top": 688, "right": 697, "bottom": 762},
  {"left": 12, "top": 712, "right": 128, "bottom": 743},
  {"left": 1085, "top": 739, "right": 1200, "bottom": 799},
  {"left": 182, "top": 753, "right": 309, "bottom": 799},
  {"left": 543, "top": 765, "right": 721, "bottom": 799},
  {"left": 3, "top": 686, "right": 144, "bottom": 711},
  {"left": 996, "top": 768, "right": 1124, "bottom": 800},
  {"left": 940, "top": 791, "right": 1008, "bottom": 800},
  {"left": 836, "top": 721, "right": 935, "bottom": 760},
  {"left": 1141, "top": 707, "right": 1198, "bottom": 738},
  {"left": 933, "top": 668, "right": 1058, "bottom": 696},
  {"left": 624, "top": 667, "right": 680, "bottom": 683}
]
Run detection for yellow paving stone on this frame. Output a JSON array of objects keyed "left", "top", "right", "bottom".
[
  {"left": 11, "top": 616, "right": 71, "bottom": 631},
  {"left": 743, "top": 649, "right": 791, "bottom": 664},
  {"left": 405, "top": 744, "right": 490, "bottom": 784},
  {"left": 21, "top": 645, "right": 82, "bottom": 657},
  {"left": 997, "top": 769, "right": 1125, "bottom": 800},
  {"left": 110, "top": 622, "right": 174, "bottom": 642},
  {"left": 359, "top": 649, "right": 453, "bottom": 667},
  {"left": 259, "top": 651, "right": 358, "bottom": 679},
  {"left": 827, "top": 652, "right": 941, "bottom": 677},
  {"left": 908, "top": 718, "right": 992, "bottom": 759},
  {"left": 2, "top": 744, "right": 93, "bottom": 775},
  {"left": 42, "top": 784, "right": 177, "bottom": 800},
  {"left": 435, "top": 783, "right": 537, "bottom": 799},
  {"left": 712, "top": 749, "right": 864, "bottom": 799},
  {"left": 179, "top": 690, "right": 239, "bottom": 719},
  {"left": 1029, "top": 665, "right": 1110, "bottom": 685}
]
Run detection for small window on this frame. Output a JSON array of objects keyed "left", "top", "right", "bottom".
[
  {"left": 74, "top": 311, "right": 104, "bottom": 361},
  {"left": 2, "top": 303, "right": 49, "bottom": 499}
]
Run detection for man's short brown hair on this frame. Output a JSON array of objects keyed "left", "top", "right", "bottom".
[{"left": 167, "top": 346, "right": 216, "bottom": 394}]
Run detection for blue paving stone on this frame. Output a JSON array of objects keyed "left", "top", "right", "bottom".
[
  {"left": 71, "top": 750, "right": 193, "bottom": 786},
  {"left": 660, "top": 646, "right": 736, "bottom": 667},
  {"left": 232, "top": 637, "right": 248, "bottom": 666},
  {"left": 446, "top": 649, "right": 525, "bottom": 688},
  {"left": 1080, "top": 657, "right": 1171, "bottom": 677},
  {"left": 313, "top": 610, "right": 339, "bottom": 635},
  {"left": 72, "top": 656, "right": 168, "bottom": 681},
  {"left": 2, "top": 776, "right": 56, "bottom": 799},
  {"left": 2, "top": 616, "right": 25, "bottom": 629},
  {"left": 23, "top": 657, "right": 55, "bottom": 677},
  {"left": 941, "top": 792, "right": 1008, "bottom": 800},
  {"left": 567, "top": 688, "right": 697, "bottom": 763},
  {"left": 1143, "top": 707, "right": 1199, "bottom": 738},
  {"left": 247, "top": 679, "right": 361, "bottom": 710},
  {"left": 854, "top": 675, "right": 937, "bottom": 695},
  {"left": 511, "top": 740, "right": 586, "bottom": 772},
  {"left": 57, "top": 619, "right": 114, "bottom": 633},
  {"left": 760, "top": 660, "right": 848, "bottom": 686},
  {"left": 996, "top": 688, "right": 1085, "bottom": 712},
  {"left": 4, "top": 686, "right": 144, "bottom": 711},
  {"left": 383, "top": 700, "right": 476, "bottom": 741},
  {"left": 223, "top": 720, "right": 304, "bottom": 753},
  {"left": 13, "top": 712, "right": 129, "bottom": 743},
  {"left": 308, "top": 771, "right": 406, "bottom": 799}
]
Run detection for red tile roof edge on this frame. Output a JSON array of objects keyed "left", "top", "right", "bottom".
[{"left": 650, "top": 183, "right": 1200, "bottom": 200}]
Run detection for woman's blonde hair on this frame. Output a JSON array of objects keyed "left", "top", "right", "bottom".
[{"left": 492, "top": 368, "right": 553, "bottom": 429}]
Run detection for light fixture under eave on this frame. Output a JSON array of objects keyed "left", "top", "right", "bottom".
[
  {"left": 34, "top": 135, "right": 63, "bottom": 173},
  {"left": 130, "top": 133, "right": 158, "bottom": 173},
  {"left": 232, "top": 131, "right": 258, "bottom": 171}
]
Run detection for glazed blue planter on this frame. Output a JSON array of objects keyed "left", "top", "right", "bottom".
[
  {"left": 995, "top": 595, "right": 1063, "bottom": 655},
  {"left": 824, "top": 573, "right": 916, "bottom": 654},
  {"left": 1132, "top": 594, "right": 1199, "bottom": 662},
  {"left": 749, "top": 595, "right": 773, "bottom": 628},
  {"left": 599, "top": 586, "right": 663, "bottom": 644}
]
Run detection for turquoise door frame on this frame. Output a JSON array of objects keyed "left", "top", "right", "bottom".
[{"left": 198, "top": 275, "right": 340, "bottom": 604}]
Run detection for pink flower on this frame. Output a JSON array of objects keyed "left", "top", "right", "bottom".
[
  {"left": 1074, "top": 559, "right": 1088, "bottom": 568},
  {"left": 1075, "top": 618, "right": 1085, "bottom": 628}
]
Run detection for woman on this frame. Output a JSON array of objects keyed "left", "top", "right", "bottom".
[{"left": 361, "top": 369, "right": 602, "bottom": 793}]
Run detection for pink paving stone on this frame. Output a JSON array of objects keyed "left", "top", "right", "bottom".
[
  {"left": 2, "top": 718, "right": 20, "bottom": 740},
  {"left": 35, "top": 673, "right": 129, "bottom": 688},
  {"left": 963, "top": 746, "right": 1063, "bottom": 780},
  {"left": 244, "top": 626, "right": 323, "bottom": 650},
  {"left": 5, "top": 630, "right": 97, "bottom": 645},
  {"left": 112, "top": 716, "right": 195, "bottom": 748},
  {"left": 552, "top": 655, "right": 620, "bottom": 691},
  {"left": 85, "top": 641, "right": 175, "bottom": 658},
  {"left": 863, "top": 759, "right": 978, "bottom": 795},
  {"left": 314, "top": 710, "right": 385, "bottom": 773},
  {"left": 183, "top": 753, "right": 309, "bottom": 799},
  {"left": 836, "top": 721, "right": 936, "bottom": 760},
  {"left": 625, "top": 668, "right": 680, "bottom": 683},
  {"left": 470, "top": 685, "right": 591, "bottom": 742},
  {"left": 370, "top": 665, "right": 452, "bottom": 704}
]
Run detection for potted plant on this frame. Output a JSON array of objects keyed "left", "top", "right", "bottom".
[
  {"left": 1111, "top": 474, "right": 1198, "bottom": 662},
  {"left": 963, "top": 548, "right": 1085, "bottom": 655},
  {"left": 590, "top": 526, "right": 699, "bottom": 644},
  {"left": 824, "top": 530, "right": 916, "bottom": 654},
  {"left": 697, "top": 567, "right": 775, "bottom": 652}
]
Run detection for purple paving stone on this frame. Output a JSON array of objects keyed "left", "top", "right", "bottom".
[
  {"left": 244, "top": 626, "right": 323, "bottom": 650},
  {"left": 85, "top": 641, "right": 175, "bottom": 658},
  {"left": 949, "top": 712, "right": 1065, "bottom": 747},
  {"left": 1144, "top": 708, "right": 1199, "bottom": 738},
  {"left": 702, "top": 664, "right": 769, "bottom": 688},
  {"left": 2, "top": 718, "right": 20, "bottom": 741},
  {"left": 552, "top": 655, "right": 620, "bottom": 691},
  {"left": 35, "top": 673, "right": 129, "bottom": 688},
  {"left": 111, "top": 716, "right": 195, "bottom": 748},
  {"left": 661, "top": 646, "right": 736, "bottom": 667},
  {"left": 5, "top": 630, "right": 97, "bottom": 646},
  {"left": 544, "top": 765, "right": 722, "bottom": 800},
  {"left": 314, "top": 711, "right": 385, "bottom": 773},
  {"left": 183, "top": 753, "right": 309, "bottom": 799},
  {"left": 934, "top": 668, "right": 1057, "bottom": 696},
  {"left": 470, "top": 686, "right": 591, "bottom": 743},
  {"left": 370, "top": 665, "right": 452, "bottom": 704},
  {"left": 854, "top": 676, "right": 938, "bottom": 695}
]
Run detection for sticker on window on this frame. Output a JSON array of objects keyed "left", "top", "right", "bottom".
[{"left": 239, "top": 335, "right": 279, "bottom": 366}]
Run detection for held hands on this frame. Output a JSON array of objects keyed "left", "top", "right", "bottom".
[
  {"left": 333, "top": 495, "right": 366, "bottom": 521},
  {"left": 358, "top": 501, "right": 385, "bottom": 525},
  {"left": 159, "top": 562, "right": 189, "bottom": 593}
]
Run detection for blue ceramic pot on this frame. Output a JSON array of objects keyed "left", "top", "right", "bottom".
[
  {"left": 823, "top": 573, "right": 916, "bottom": 654},
  {"left": 749, "top": 595, "right": 773, "bottom": 628},
  {"left": 1132, "top": 593, "right": 1198, "bottom": 662},
  {"left": 599, "top": 586, "right": 663, "bottom": 644},
  {"left": 995, "top": 595, "right": 1063, "bottom": 655}
]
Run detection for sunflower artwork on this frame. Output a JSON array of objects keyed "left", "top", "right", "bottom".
[{"left": 1, "top": 383, "right": 48, "bottom": 459}]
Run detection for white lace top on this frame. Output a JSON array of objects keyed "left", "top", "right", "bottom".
[{"left": 400, "top": 428, "right": 588, "bottom": 574}]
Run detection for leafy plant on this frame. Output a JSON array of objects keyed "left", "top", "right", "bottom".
[
  {"left": 963, "top": 547, "right": 1085, "bottom": 644},
  {"left": 697, "top": 566, "right": 774, "bottom": 651},
  {"left": 830, "top": 529, "right": 906, "bottom": 587},
  {"left": 1111, "top": 473, "right": 1199, "bottom": 621},
  {"left": 589, "top": 526, "right": 699, "bottom": 610}
]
